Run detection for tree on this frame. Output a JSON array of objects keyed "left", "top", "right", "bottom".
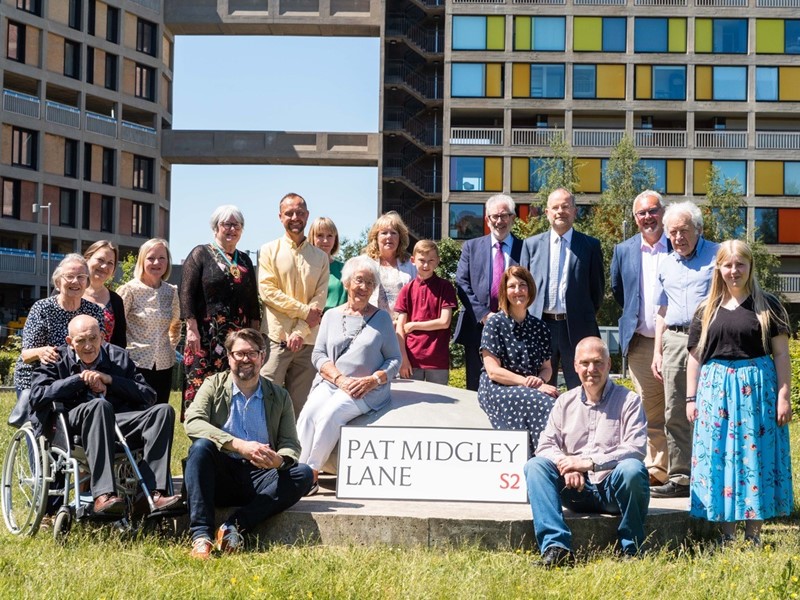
[
  {"left": 108, "top": 252, "right": 136, "bottom": 291},
  {"left": 338, "top": 228, "right": 369, "bottom": 261},
  {"left": 434, "top": 236, "right": 461, "bottom": 285}
]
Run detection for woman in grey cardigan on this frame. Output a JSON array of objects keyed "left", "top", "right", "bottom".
[{"left": 296, "top": 255, "right": 402, "bottom": 494}]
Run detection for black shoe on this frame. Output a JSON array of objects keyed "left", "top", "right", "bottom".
[
  {"left": 649, "top": 481, "right": 689, "bottom": 498},
  {"left": 541, "top": 546, "right": 574, "bottom": 569}
]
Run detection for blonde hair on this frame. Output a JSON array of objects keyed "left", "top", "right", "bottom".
[
  {"left": 694, "top": 240, "right": 790, "bottom": 359},
  {"left": 134, "top": 238, "right": 172, "bottom": 281},
  {"left": 413, "top": 239, "right": 438, "bottom": 257},
  {"left": 365, "top": 211, "right": 410, "bottom": 262},
  {"left": 84, "top": 240, "right": 118, "bottom": 265},
  {"left": 308, "top": 216, "right": 340, "bottom": 256}
]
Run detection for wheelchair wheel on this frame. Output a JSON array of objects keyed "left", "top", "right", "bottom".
[
  {"left": 53, "top": 507, "right": 72, "bottom": 543},
  {"left": 1, "top": 425, "right": 50, "bottom": 536}
]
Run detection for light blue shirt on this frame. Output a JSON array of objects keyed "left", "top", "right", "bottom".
[
  {"left": 654, "top": 237, "right": 719, "bottom": 327},
  {"left": 223, "top": 381, "right": 269, "bottom": 457}
]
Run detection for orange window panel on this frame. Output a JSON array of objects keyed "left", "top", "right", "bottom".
[
  {"left": 485, "top": 157, "right": 503, "bottom": 191},
  {"left": 512, "top": 63, "right": 530, "bottom": 97},
  {"left": 778, "top": 209, "right": 800, "bottom": 243},
  {"left": 511, "top": 157, "right": 530, "bottom": 191}
]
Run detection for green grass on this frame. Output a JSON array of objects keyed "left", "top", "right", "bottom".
[{"left": 2, "top": 392, "right": 800, "bottom": 599}]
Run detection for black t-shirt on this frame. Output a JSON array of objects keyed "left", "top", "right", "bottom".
[{"left": 687, "top": 295, "right": 789, "bottom": 364}]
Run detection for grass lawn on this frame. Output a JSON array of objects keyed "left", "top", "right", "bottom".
[{"left": 1, "top": 390, "right": 800, "bottom": 599}]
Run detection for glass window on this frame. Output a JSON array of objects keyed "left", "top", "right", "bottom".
[
  {"left": 136, "top": 19, "right": 157, "bottom": 56},
  {"left": 16, "top": 0, "right": 41, "bottom": 16},
  {"left": 60, "top": 189, "right": 77, "bottom": 227},
  {"left": 7, "top": 21, "right": 25, "bottom": 62},
  {"left": 64, "top": 41, "right": 81, "bottom": 79},
  {"left": 106, "top": 6, "right": 119, "bottom": 43},
  {"left": 603, "top": 18, "right": 626, "bottom": 52},
  {"left": 83, "top": 143, "right": 92, "bottom": 181},
  {"left": 652, "top": 66, "right": 686, "bottom": 100},
  {"left": 11, "top": 128, "right": 37, "bottom": 169},
  {"left": 713, "top": 19, "right": 747, "bottom": 53},
  {"left": 102, "top": 148, "right": 115, "bottom": 185},
  {"left": 449, "top": 203, "right": 485, "bottom": 240},
  {"left": 641, "top": 159, "right": 667, "bottom": 193},
  {"left": 68, "top": 0, "right": 82, "bottom": 31},
  {"left": 573, "top": 65, "right": 596, "bottom": 98},
  {"left": 133, "top": 156, "right": 154, "bottom": 192},
  {"left": 135, "top": 64, "right": 155, "bottom": 101},
  {"left": 453, "top": 17, "right": 486, "bottom": 50},
  {"left": 105, "top": 53, "right": 118, "bottom": 90},
  {"left": 785, "top": 162, "right": 800, "bottom": 195},
  {"left": 101, "top": 196, "right": 114, "bottom": 232},
  {"left": 754, "top": 208, "right": 777, "bottom": 243},
  {"left": 451, "top": 63, "right": 484, "bottom": 97},
  {"left": 132, "top": 201, "right": 152, "bottom": 237},
  {"left": 635, "top": 18, "right": 668, "bottom": 52},
  {"left": 787, "top": 21, "right": 800, "bottom": 54},
  {"left": 450, "top": 157, "right": 485, "bottom": 191},
  {"left": 531, "top": 64, "right": 565, "bottom": 99},
  {"left": 534, "top": 17, "right": 565, "bottom": 51},
  {"left": 65, "top": 139, "right": 78, "bottom": 178},
  {"left": 530, "top": 158, "right": 549, "bottom": 192},
  {"left": 2, "top": 179, "right": 21, "bottom": 219},
  {"left": 756, "top": 67, "right": 778, "bottom": 101},
  {"left": 713, "top": 66, "right": 747, "bottom": 101},
  {"left": 715, "top": 160, "right": 746, "bottom": 194}
]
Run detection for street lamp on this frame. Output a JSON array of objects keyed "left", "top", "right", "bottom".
[{"left": 32, "top": 202, "right": 52, "bottom": 297}]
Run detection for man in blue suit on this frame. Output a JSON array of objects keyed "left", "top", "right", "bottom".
[
  {"left": 454, "top": 194, "right": 523, "bottom": 391},
  {"left": 611, "top": 190, "right": 671, "bottom": 487},
  {"left": 520, "top": 188, "right": 604, "bottom": 389}
]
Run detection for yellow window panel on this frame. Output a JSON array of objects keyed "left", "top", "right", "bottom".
[
  {"left": 754, "top": 161, "right": 784, "bottom": 195},
  {"left": 695, "top": 19, "right": 712, "bottom": 53},
  {"left": 576, "top": 159, "right": 602, "bottom": 193},
  {"left": 511, "top": 158, "right": 530, "bottom": 192},
  {"left": 485, "top": 157, "right": 503, "bottom": 191},
  {"left": 574, "top": 17, "right": 602, "bottom": 52},
  {"left": 596, "top": 64, "right": 626, "bottom": 99},
  {"left": 512, "top": 63, "right": 531, "bottom": 97},
  {"left": 487, "top": 16, "right": 505, "bottom": 51},
  {"left": 668, "top": 18, "right": 686, "bottom": 53},
  {"left": 635, "top": 65, "right": 652, "bottom": 100},
  {"left": 695, "top": 66, "right": 712, "bottom": 100},
  {"left": 666, "top": 160, "right": 685, "bottom": 195},
  {"left": 756, "top": 20, "right": 784, "bottom": 54},
  {"left": 693, "top": 160, "right": 710, "bottom": 195},
  {"left": 486, "top": 63, "right": 503, "bottom": 97},
  {"left": 779, "top": 67, "right": 800, "bottom": 101},
  {"left": 514, "top": 17, "right": 531, "bottom": 51}
]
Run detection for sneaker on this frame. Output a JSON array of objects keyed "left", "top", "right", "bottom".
[
  {"left": 649, "top": 481, "right": 690, "bottom": 498},
  {"left": 216, "top": 523, "right": 244, "bottom": 553},
  {"left": 191, "top": 536, "right": 214, "bottom": 560},
  {"left": 540, "top": 546, "right": 575, "bottom": 569},
  {"left": 305, "top": 481, "right": 320, "bottom": 497}
]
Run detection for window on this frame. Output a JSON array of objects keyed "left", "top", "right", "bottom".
[
  {"left": 694, "top": 160, "right": 746, "bottom": 194},
  {"left": 575, "top": 159, "right": 606, "bottom": 194},
  {"left": 83, "top": 143, "right": 93, "bottom": 180},
  {"left": 101, "top": 196, "right": 114, "bottom": 232},
  {"left": 136, "top": 18, "right": 158, "bottom": 56},
  {"left": 60, "top": 189, "right": 77, "bottom": 227},
  {"left": 512, "top": 64, "right": 564, "bottom": 98},
  {"left": 449, "top": 203, "right": 485, "bottom": 240},
  {"left": 135, "top": 64, "right": 155, "bottom": 101},
  {"left": 64, "top": 139, "right": 78, "bottom": 178},
  {"left": 68, "top": 0, "right": 82, "bottom": 31},
  {"left": 104, "top": 53, "right": 118, "bottom": 90},
  {"left": 696, "top": 19, "right": 747, "bottom": 54},
  {"left": 16, "top": 0, "right": 40, "bottom": 16},
  {"left": 2, "top": 179, "right": 21, "bottom": 219},
  {"left": 573, "top": 17, "right": 626, "bottom": 52},
  {"left": 638, "top": 159, "right": 686, "bottom": 194},
  {"left": 514, "top": 17, "right": 565, "bottom": 51},
  {"left": 82, "top": 192, "right": 92, "bottom": 229},
  {"left": 85, "top": 47, "right": 94, "bottom": 84},
  {"left": 106, "top": 6, "right": 119, "bottom": 43},
  {"left": 755, "top": 161, "right": 800, "bottom": 196},
  {"left": 755, "top": 66, "right": 800, "bottom": 101},
  {"left": 449, "top": 157, "right": 502, "bottom": 192},
  {"left": 132, "top": 201, "right": 152, "bottom": 237},
  {"left": 64, "top": 40, "right": 81, "bottom": 79},
  {"left": 695, "top": 66, "right": 747, "bottom": 101},
  {"left": 511, "top": 158, "right": 550, "bottom": 192},
  {"left": 451, "top": 63, "right": 502, "bottom": 98},
  {"left": 87, "top": 0, "right": 95, "bottom": 36},
  {"left": 102, "top": 148, "right": 115, "bottom": 185},
  {"left": 133, "top": 156, "right": 154, "bottom": 192},
  {"left": 573, "top": 65, "right": 625, "bottom": 99},
  {"left": 634, "top": 18, "right": 686, "bottom": 53},
  {"left": 756, "top": 20, "right": 800, "bottom": 54},
  {"left": 756, "top": 67, "right": 778, "bottom": 101},
  {"left": 7, "top": 21, "right": 25, "bottom": 62},
  {"left": 635, "top": 65, "right": 686, "bottom": 100},
  {"left": 755, "top": 208, "right": 800, "bottom": 244},
  {"left": 11, "top": 128, "right": 37, "bottom": 169}
]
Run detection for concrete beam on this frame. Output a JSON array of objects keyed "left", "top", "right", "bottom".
[{"left": 161, "top": 130, "right": 379, "bottom": 167}]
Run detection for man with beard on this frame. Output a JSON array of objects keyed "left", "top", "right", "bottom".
[{"left": 183, "top": 328, "right": 314, "bottom": 559}]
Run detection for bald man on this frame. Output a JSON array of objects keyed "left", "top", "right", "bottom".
[{"left": 29, "top": 315, "right": 181, "bottom": 517}]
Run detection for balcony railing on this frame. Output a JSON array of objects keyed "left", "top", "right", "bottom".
[
  {"left": 778, "top": 274, "right": 800, "bottom": 294},
  {"left": 86, "top": 112, "right": 117, "bottom": 138},
  {"left": 695, "top": 131, "right": 747, "bottom": 149},
  {"left": 574, "top": 0, "right": 625, "bottom": 4},
  {"left": 0, "top": 248, "right": 36, "bottom": 274},
  {"left": 695, "top": 0, "right": 746, "bottom": 5},
  {"left": 635, "top": 0, "right": 686, "bottom": 4},
  {"left": 452, "top": 0, "right": 505, "bottom": 3},
  {"left": 512, "top": 128, "right": 565, "bottom": 146},
  {"left": 121, "top": 122, "right": 158, "bottom": 147},
  {"left": 756, "top": 132, "right": 800, "bottom": 150},
  {"left": 3, "top": 90, "right": 40, "bottom": 119},
  {"left": 513, "top": 0, "right": 565, "bottom": 3},
  {"left": 634, "top": 129, "right": 687, "bottom": 148},
  {"left": 45, "top": 100, "right": 81, "bottom": 128},
  {"left": 450, "top": 127, "right": 503, "bottom": 146},
  {"left": 757, "top": 0, "right": 800, "bottom": 5},
  {"left": 573, "top": 129, "right": 625, "bottom": 147},
  {"left": 41, "top": 253, "right": 67, "bottom": 276}
]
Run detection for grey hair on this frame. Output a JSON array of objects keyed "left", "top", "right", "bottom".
[
  {"left": 209, "top": 205, "right": 245, "bottom": 231},
  {"left": 663, "top": 200, "right": 703, "bottom": 232},
  {"left": 341, "top": 255, "right": 380, "bottom": 288},
  {"left": 485, "top": 194, "right": 516, "bottom": 214},
  {"left": 52, "top": 253, "right": 89, "bottom": 291},
  {"left": 632, "top": 190, "right": 664, "bottom": 213}
]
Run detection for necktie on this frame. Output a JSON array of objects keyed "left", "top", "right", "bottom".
[
  {"left": 490, "top": 241, "right": 504, "bottom": 312},
  {"left": 548, "top": 236, "right": 566, "bottom": 312}
]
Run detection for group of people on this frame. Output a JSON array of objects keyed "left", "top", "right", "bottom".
[{"left": 10, "top": 187, "right": 793, "bottom": 565}]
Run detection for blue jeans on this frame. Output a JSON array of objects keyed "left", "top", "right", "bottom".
[
  {"left": 524, "top": 456, "right": 649, "bottom": 555},
  {"left": 185, "top": 438, "right": 314, "bottom": 541}
]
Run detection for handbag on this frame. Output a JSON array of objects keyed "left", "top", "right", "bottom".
[{"left": 7, "top": 388, "right": 30, "bottom": 428}]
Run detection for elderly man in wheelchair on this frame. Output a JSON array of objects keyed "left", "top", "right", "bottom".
[{"left": 26, "top": 314, "right": 181, "bottom": 519}]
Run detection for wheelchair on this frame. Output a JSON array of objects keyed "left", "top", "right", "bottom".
[{"left": 2, "top": 402, "right": 181, "bottom": 541}]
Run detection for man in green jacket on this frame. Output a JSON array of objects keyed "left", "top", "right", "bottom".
[{"left": 184, "top": 328, "right": 313, "bottom": 559}]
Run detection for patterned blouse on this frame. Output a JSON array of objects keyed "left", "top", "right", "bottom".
[{"left": 117, "top": 278, "right": 181, "bottom": 370}]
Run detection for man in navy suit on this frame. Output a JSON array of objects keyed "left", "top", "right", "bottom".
[
  {"left": 611, "top": 190, "right": 670, "bottom": 486},
  {"left": 454, "top": 194, "right": 523, "bottom": 391},
  {"left": 520, "top": 188, "right": 604, "bottom": 389}
]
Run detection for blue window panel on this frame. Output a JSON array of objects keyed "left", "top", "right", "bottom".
[
  {"left": 531, "top": 64, "right": 565, "bottom": 98},
  {"left": 573, "top": 65, "right": 596, "bottom": 98},
  {"left": 530, "top": 158, "right": 547, "bottom": 192},
  {"left": 714, "top": 160, "right": 746, "bottom": 194},
  {"left": 450, "top": 157, "right": 485, "bottom": 191},
  {"left": 534, "top": 17, "right": 565, "bottom": 51},
  {"left": 652, "top": 66, "right": 686, "bottom": 100},
  {"left": 641, "top": 159, "right": 667, "bottom": 193},
  {"left": 603, "top": 18, "right": 627, "bottom": 52},
  {"left": 713, "top": 19, "right": 747, "bottom": 54},
  {"left": 785, "top": 162, "right": 800, "bottom": 196},
  {"left": 754, "top": 208, "right": 778, "bottom": 243},
  {"left": 634, "top": 19, "right": 668, "bottom": 53},
  {"left": 713, "top": 66, "right": 746, "bottom": 101},
  {"left": 451, "top": 64, "right": 485, "bottom": 97},
  {"left": 786, "top": 21, "right": 800, "bottom": 54},
  {"left": 756, "top": 67, "right": 778, "bottom": 101},
  {"left": 453, "top": 17, "right": 486, "bottom": 50}
]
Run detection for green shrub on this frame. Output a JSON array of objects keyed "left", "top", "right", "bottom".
[
  {"left": 0, "top": 351, "right": 15, "bottom": 386},
  {"left": 791, "top": 338, "right": 800, "bottom": 413}
]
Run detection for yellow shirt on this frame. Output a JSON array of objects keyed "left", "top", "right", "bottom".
[{"left": 258, "top": 235, "right": 329, "bottom": 346}]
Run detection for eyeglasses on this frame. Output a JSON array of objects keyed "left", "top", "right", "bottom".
[
  {"left": 62, "top": 274, "right": 89, "bottom": 283},
  {"left": 352, "top": 277, "right": 376, "bottom": 288},
  {"left": 487, "top": 212, "right": 514, "bottom": 222},
  {"left": 230, "top": 350, "right": 261, "bottom": 361},
  {"left": 220, "top": 222, "right": 242, "bottom": 231},
  {"left": 634, "top": 207, "right": 661, "bottom": 219}
]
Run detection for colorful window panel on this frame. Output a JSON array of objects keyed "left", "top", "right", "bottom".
[
  {"left": 693, "top": 160, "right": 746, "bottom": 195},
  {"left": 452, "top": 16, "right": 505, "bottom": 51},
  {"left": 754, "top": 162, "right": 800, "bottom": 196},
  {"left": 633, "top": 18, "right": 686, "bottom": 53},
  {"left": 573, "top": 64, "right": 625, "bottom": 99},
  {"left": 451, "top": 63, "right": 503, "bottom": 98},
  {"left": 635, "top": 65, "right": 686, "bottom": 100},
  {"left": 512, "top": 64, "right": 565, "bottom": 98},
  {"left": 514, "top": 17, "right": 565, "bottom": 51},
  {"left": 695, "top": 66, "right": 747, "bottom": 101},
  {"left": 755, "top": 20, "right": 800, "bottom": 54},
  {"left": 573, "top": 17, "right": 626, "bottom": 52},
  {"left": 755, "top": 208, "right": 800, "bottom": 244},
  {"left": 755, "top": 66, "right": 800, "bottom": 101},
  {"left": 638, "top": 159, "right": 685, "bottom": 194},
  {"left": 450, "top": 157, "right": 503, "bottom": 192},
  {"left": 695, "top": 19, "right": 747, "bottom": 54}
]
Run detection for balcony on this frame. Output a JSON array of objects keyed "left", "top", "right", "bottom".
[
  {"left": 695, "top": 131, "right": 747, "bottom": 150},
  {"left": 45, "top": 100, "right": 81, "bottom": 129},
  {"left": 573, "top": 129, "right": 625, "bottom": 147},
  {"left": 779, "top": 274, "right": 800, "bottom": 294},
  {"left": 121, "top": 122, "right": 158, "bottom": 147},
  {"left": 512, "top": 128, "right": 565, "bottom": 146},
  {"left": 41, "top": 253, "right": 67, "bottom": 276},
  {"left": 635, "top": 0, "right": 686, "bottom": 4},
  {"left": 574, "top": 0, "right": 625, "bottom": 4},
  {"left": 3, "top": 90, "right": 40, "bottom": 119},
  {"left": 513, "top": 0, "right": 565, "bottom": 3},
  {"left": 695, "top": 0, "right": 746, "bottom": 5},
  {"left": 86, "top": 112, "right": 117, "bottom": 138},
  {"left": 756, "top": 132, "right": 800, "bottom": 151},
  {"left": 0, "top": 248, "right": 36, "bottom": 275},
  {"left": 634, "top": 130, "right": 687, "bottom": 149},
  {"left": 757, "top": 0, "right": 800, "bottom": 5},
  {"left": 452, "top": 0, "right": 505, "bottom": 3},
  {"left": 449, "top": 127, "right": 503, "bottom": 146}
]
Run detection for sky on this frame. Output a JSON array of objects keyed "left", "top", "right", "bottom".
[{"left": 169, "top": 36, "right": 380, "bottom": 261}]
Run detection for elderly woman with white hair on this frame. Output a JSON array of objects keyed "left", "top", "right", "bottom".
[
  {"left": 10, "top": 254, "right": 104, "bottom": 427},
  {"left": 179, "top": 205, "right": 260, "bottom": 417},
  {"left": 296, "top": 255, "right": 402, "bottom": 494}
]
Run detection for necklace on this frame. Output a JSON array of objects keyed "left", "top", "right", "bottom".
[{"left": 211, "top": 242, "right": 241, "bottom": 279}]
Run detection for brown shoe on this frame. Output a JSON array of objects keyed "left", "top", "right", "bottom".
[
  {"left": 132, "top": 490, "right": 183, "bottom": 517},
  {"left": 649, "top": 474, "right": 665, "bottom": 486},
  {"left": 190, "top": 537, "right": 214, "bottom": 560},
  {"left": 93, "top": 493, "right": 126, "bottom": 516}
]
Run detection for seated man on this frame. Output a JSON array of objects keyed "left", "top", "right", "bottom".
[
  {"left": 183, "top": 328, "right": 313, "bottom": 560},
  {"left": 524, "top": 337, "right": 649, "bottom": 567},
  {"left": 29, "top": 315, "right": 181, "bottom": 517}
]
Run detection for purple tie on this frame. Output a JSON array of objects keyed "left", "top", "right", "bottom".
[{"left": 490, "top": 241, "right": 504, "bottom": 312}]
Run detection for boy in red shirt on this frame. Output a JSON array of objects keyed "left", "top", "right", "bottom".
[{"left": 395, "top": 240, "right": 458, "bottom": 385}]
